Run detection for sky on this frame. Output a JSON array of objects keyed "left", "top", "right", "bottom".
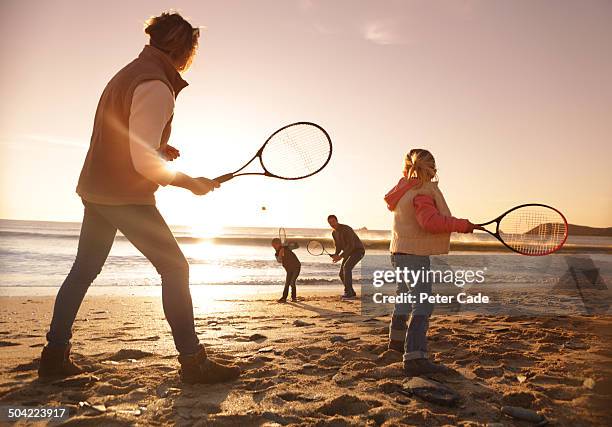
[{"left": 1, "top": 0, "right": 611, "bottom": 231}]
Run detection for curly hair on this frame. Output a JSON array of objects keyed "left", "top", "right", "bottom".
[{"left": 144, "top": 11, "right": 200, "bottom": 72}]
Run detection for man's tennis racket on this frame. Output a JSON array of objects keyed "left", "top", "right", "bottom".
[
  {"left": 214, "top": 122, "right": 332, "bottom": 183},
  {"left": 307, "top": 240, "right": 333, "bottom": 257},
  {"left": 477, "top": 204, "right": 568, "bottom": 256},
  {"left": 279, "top": 227, "right": 287, "bottom": 245}
]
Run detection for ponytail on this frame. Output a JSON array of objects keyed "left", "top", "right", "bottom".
[{"left": 403, "top": 149, "right": 437, "bottom": 187}]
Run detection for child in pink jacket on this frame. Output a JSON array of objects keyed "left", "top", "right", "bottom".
[{"left": 384, "top": 148, "right": 479, "bottom": 376}]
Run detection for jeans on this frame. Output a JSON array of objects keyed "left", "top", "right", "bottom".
[
  {"left": 388, "top": 254, "right": 433, "bottom": 362},
  {"left": 281, "top": 267, "right": 300, "bottom": 300},
  {"left": 339, "top": 248, "right": 365, "bottom": 295},
  {"left": 46, "top": 201, "right": 200, "bottom": 355}
]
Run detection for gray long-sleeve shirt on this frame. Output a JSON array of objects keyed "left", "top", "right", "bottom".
[{"left": 332, "top": 224, "right": 365, "bottom": 258}]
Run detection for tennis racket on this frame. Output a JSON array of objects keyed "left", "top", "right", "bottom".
[
  {"left": 279, "top": 227, "right": 287, "bottom": 245},
  {"left": 477, "top": 204, "right": 568, "bottom": 256},
  {"left": 307, "top": 240, "right": 333, "bottom": 257},
  {"left": 214, "top": 122, "right": 332, "bottom": 183}
]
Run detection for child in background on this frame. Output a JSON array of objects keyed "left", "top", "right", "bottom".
[{"left": 271, "top": 238, "right": 301, "bottom": 303}]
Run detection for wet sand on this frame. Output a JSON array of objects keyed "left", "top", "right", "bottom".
[{"left": 1, "top": 292, "right": 611, "bottom": 426}]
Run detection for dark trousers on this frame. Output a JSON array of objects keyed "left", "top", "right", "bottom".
[
  {"left": 339, "top": 248, "right": 365, "bottom": 295},
  {"left": 46, "top": 201, "right": 200, "bottom": 355},
  {"left": 388, "top": 254, "right": 433, "bottom": 361},
  {"left": 281, "top": 267, "right": 300, "bottom": 300}
]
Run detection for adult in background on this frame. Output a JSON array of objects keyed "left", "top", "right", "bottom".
[{"left": 328, "top": 215, "right": 365, "bottom": 299}]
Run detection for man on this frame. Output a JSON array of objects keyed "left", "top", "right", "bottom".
[
  {"left": 38, "top": 12, "right": 240, "bottom": 385},
  {"left": 271, "top": 238, "right": 301, "bottom": 303},
  {"left": 328, "top": 215, "right": 365, "bottom": 299}
]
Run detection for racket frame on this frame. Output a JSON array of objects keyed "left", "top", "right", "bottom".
[
  {"left": 214, "top": 122, "right": 332, "bottom": 183},
  {"left": 476, "top": 203, "right": 568, "bottom": 256},
  {"left": 279, "top": 227, "right": 287, "bottom": 245},
  {"left": 307, "top": 240, "right": 333, "bottom": 257}
]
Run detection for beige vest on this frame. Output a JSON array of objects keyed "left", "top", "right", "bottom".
[{"left": 390, "top": 181, "right": 453, "bottom": 255}]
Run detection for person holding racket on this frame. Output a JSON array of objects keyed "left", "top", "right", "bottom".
[
  {"left": 271, "top": 235, "right": 301, "bottom": 303},
  {"left": 39, "top": 12, "right": 240, "bottom": 384},
  {"left": 327, "top": 215, "right": 366, "bottom": 299},
  {"left": 384, "top": 149, "right": 480, "bottom": 376}
]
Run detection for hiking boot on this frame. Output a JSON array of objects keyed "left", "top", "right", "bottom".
[
  {"left": 388, "top": 340, "right": 405, "bottom": 353},
  {"left": 38, "top": 344, "right": 84, "bottom": 378},
  {"left": 404, "top": 358, "right": 453, "bottom": 377},
  {"left": 178, "top": 345, "right": 240, "bottom": 384}
]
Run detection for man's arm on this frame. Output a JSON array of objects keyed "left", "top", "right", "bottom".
[
  {"left": 340, "top": 226, "right": 356, "bottom": 259},
  {"left": 332, "top": 230, "right": 343, "bottom": 256}
]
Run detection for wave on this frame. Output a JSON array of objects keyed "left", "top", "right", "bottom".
[{"left": 2, "top": 231, "right": 610, "bottom": 254}]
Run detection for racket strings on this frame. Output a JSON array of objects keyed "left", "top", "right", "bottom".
[
  {"left": 307, "top": 240, "right": 325, "bottom": 256},
  {"left": 262, "top": 124, "right": 331, "bottom": 179},
  {"left": 498, "top": 207, "right": 567, "bottom": 255}
]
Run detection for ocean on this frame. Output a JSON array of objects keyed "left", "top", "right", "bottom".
[{"left": 1, "top": 219, "right": 610, "bottom": 296}]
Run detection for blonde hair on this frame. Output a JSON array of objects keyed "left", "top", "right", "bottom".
[
  {"left": 144, "top": 11, "right": 200, "bottom": 72},
  {"left": 404, "top": 148, "right": 437, "bottom": 187}
]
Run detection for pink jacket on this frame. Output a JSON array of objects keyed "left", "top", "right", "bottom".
[{"left": 384, "top": 178, "right": 473, "bottom": 234}]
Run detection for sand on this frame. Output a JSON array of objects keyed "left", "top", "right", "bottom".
[{"left": 1, "top": 290, "right": 611, "bottom": 426}]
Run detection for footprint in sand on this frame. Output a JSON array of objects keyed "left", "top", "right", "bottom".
[
  {"left": 473, "top": 366, "right": 504, "bottom": 379},
  {"left": 253, "top": 325, "right": 280, "bottom": 330},
  {"left": 95, "top": 383, "right": 141, "bottom": 396},
  {"left": 109, "top": 349, "right": 154, "bottom": 361},
  {"left": 248, "top": 333, "right": 267, "bottom": 342},
  {"left": 319, "top": 394, "right": 382, "bottom": 416},
  {"left": 501, "top": 390, "right": 538, "bottom": 407},
  {"left": 276, "top": 391, "right": 319, "bottom": 402}
]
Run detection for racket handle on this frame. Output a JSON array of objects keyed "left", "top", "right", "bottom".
[{"left": 213, "top": 173, "right": 234, "bottom": 183}]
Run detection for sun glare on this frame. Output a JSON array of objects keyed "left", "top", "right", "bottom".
[{"left": 189, "top": 222, "right": 225, "bottom": 239}]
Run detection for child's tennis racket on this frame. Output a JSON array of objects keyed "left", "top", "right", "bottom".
[
  {"left": 214, "top": 122, "right": 332, "bottom": 183},
  {"left": 477, "top": 204, "right": 568, "bottom": 256},
  {"left": 307, "top": 240, "right": 333, "bottom": 257}
]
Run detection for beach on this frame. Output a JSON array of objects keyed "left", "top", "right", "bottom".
[
  {"left": 1, "top": 220, "right": 612, "bottom": 425},
  {"left": 1, "top": 286, "right": 611, "bottom": 426}
]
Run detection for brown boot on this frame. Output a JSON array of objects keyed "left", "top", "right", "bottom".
[
  {"left": 178, "top": 345, "right": 240, "bottom": 384},
  {"left": 38, "top": 344, "right": 84, "bottom": 378},
  {"left": 388, "top": 340, "right": 404, "bottom": 353}
]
